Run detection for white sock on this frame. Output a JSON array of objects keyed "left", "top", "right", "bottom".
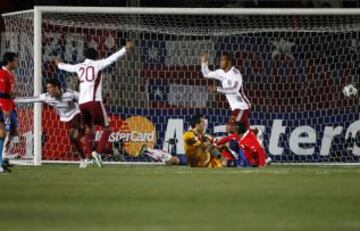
[
  {"left": 2, "top": 134, "right": 10, "bottom": 158},
  {"left": 147, "top": 149, "right": 172, "bottom": 162}
]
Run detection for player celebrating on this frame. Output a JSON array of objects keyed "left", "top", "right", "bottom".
[
  {"left": 15, "top": 79, "right": 93, "bottom": 168},
  {"left": 54, "top": 40, "right": 134, "bottom": 167},
  {"left": 200, "top": 52, "right": 251, "bottom": 133},
  {"left": 0, "top": 52, "right": 18, "bottom": 173}
]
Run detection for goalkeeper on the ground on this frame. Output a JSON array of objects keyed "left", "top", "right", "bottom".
[{"left": 140, "top": 114, "right": 226, "bottom": 168}]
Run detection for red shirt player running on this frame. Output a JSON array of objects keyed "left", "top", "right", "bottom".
[{"left": 55, "top": 41, "right": 134, "bottom": 167}]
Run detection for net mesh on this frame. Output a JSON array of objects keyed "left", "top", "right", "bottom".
[
  {"left": 2, "top": 12, "right": 34, "bottom": 160},
  {"left": 2, "top": 11, "right": 360, "bottom": 163}
]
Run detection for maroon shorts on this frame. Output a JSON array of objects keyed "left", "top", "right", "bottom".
[
  {"left": 228, "top": 108, "right": 251, "bottom": 130},
  {"left": 67, "top": 113, "right": 83, "bottom": 130},
  {"left": 79, "top": 101, "right": 109, "bottom": 127}
]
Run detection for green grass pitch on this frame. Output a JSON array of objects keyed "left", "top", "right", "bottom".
[{"left": 0, "top": 165, "right": 359, "bottom": 231}]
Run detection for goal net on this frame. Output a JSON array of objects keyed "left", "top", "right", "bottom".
[{"left": 2, "top": 8, "right": 360, "bottom": 165}]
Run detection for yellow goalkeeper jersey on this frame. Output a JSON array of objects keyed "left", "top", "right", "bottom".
[{"left": 183, "top": 130, "right": 222, "bottom": 168}]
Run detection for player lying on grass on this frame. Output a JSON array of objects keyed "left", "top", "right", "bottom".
[
  {"left": 139, "top": 140, "right": 222, "bottom": 167},
  {"left": 14, "top": 79, "right": 96, "bottom": 168},
  {"left": 214, "top": 123, "right": 251, "bottom": 168},
  {"left": 142, "top": 118, "right": 268, "bottom": 168},
  {"left": 141, "top": 114, "right": 226, "bottom": 168},
  {"left": 216, "top": 121, "right": 267, "bottom": 167},
  {"left": 138, "top": 145, "right": 183, "bottom": 166},
  {"left": 54, "top": 40, "right": 134, "bottom": 167}
]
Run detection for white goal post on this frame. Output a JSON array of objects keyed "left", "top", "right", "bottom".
[{"left": 2, "top": 7, "right": 360, "bottom": 165}]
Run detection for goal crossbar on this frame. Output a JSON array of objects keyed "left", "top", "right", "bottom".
[{"left": 3, "top": 7, "right": 360, "bottom": 17}]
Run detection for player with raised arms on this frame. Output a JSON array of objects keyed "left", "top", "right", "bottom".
[
  {"left": 200, "top": 52, "right": 251, "bottom": 133},
  {"left": 54, "top": 40, "right": 134, "bottom": 167}
]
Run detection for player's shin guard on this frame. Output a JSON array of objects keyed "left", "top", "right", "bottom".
[{"left": 96, "top": 127, "right": 112, "bottom": 154}]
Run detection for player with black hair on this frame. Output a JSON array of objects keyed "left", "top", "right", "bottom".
[
  {"left": 0, "top": 52, "right": 18, "bottom": 173},
  {"left": 84, "top": 48, "right": 99, "bottom": 60},
  {"left": 15, "top": 78, "right": 94, "bottom": 168},
  {"left": 54, "top": 40, "right": 134, "bottom": 167},
  {"left": 200, "top": 51, "right": 251, "bottom": 133},
  {"left": 140, "top": 114, "right": 225, "bottom": 167},
  {"left": 236, "top": 121, "right": 267, "bottom": 167},
  {"left": 183, "top": 114, "right": 223, "bottom": 168},
  {"left": 217, "top": 121, "right": 267, "bottom": 168}
]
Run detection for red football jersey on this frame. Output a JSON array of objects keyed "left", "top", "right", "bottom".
[
  {"left": 238, "top": 130, "right": 266, "bottom": 167},
  {"left": 0, "top": 67, "right": 15, "bottom": 112},
  {"left": 216, "top": 134, "right": 239, "bottom": 160},
  {"left": 216, "top": 133, "right": 239, "bottom": 146}
]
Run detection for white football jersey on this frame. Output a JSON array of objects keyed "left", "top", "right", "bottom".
[
  {"left": 57, "top": 47, "right": 127, "bottom": 104},
  {"left": 201, "top": 63, "right": 251, "bottom": 110},
  {"left": 14, "top": 89, "right": 80, "bottom": 122},
  {"left": 39, "top": 89, "right": 81, "bottom": 122}
]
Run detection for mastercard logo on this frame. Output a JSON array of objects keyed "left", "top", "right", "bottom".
[{"left": 107, "top": 115, "right": 157, "bottom": 156}]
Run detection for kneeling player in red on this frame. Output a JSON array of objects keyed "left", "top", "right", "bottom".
[
  {"left": 236, "top": 122, "right": 267, "bottom": 167},
  {"left": 215, "top": 123, "right": 250, "bottom": 167},
  {"left": 215, "top": 121, "right": 268, "bottom": 168}
]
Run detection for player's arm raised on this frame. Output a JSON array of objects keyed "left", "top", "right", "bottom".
[
  {"left": 200, "top": 52, "right": 221, "bottom": 81},
  {"left": 98, "top": 40, "right": 134, "bottom": 70},
  {"left": 54, "top": 57, "right": 79, "bottom": 73}
]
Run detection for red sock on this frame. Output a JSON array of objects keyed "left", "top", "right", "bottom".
[
  {"left": 80, "top": 135, "right": 93, "bottom": 158},
  {"left": 96, "top": 128, "right": 112, "bottom": 154},
  {"left": 71, "top": 137, "right": 86, "bottom": 159}
]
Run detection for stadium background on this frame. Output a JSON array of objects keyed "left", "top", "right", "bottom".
[{"left": 0, "top": 0, "right": 359, "bottom": 163}]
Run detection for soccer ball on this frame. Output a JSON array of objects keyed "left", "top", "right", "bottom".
[{"left": 343, "top": 84, "right": 358, "bottom": 98}]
